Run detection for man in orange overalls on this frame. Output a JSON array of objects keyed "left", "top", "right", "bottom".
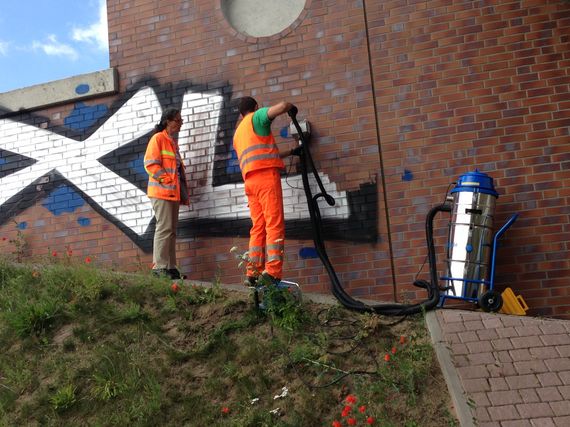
[{"left": 233, "top": 96, "right": 298, "bottom": 286}]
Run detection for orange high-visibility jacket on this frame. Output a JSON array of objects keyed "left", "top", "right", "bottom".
[
  {"left": 233, "top": 113, "right": 284, "bottom": 180},
  {"left": 144, "top": 130, "right": 189, "bottom": 205}
]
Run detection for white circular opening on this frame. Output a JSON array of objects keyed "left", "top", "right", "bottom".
[{"left": 221, "top": 0, "right": 306, "bottom": 38}]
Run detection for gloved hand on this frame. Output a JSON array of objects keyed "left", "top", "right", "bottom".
[
  {"left": 288, "top": 105, "right": 298, "bottom": 118},
  {"left": 290, "top": 146, "right": 303, "bottom": 156}
]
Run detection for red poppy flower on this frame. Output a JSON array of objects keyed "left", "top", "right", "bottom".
[
  {"left": 367, "top": 416, "right": 375, "bottom": 424},
  {"left": 85, "top": 256, "right": 91, "bottom": 263},
  {"left": 400, "top": 335, "right": 406, "bottom": 344},
  {"left": 391, "top": 347, "right": 397, "bottom": 354},
  {"left": 348, "top": 418, "right": 357, "bottom": 426},
  {"left": 171, "top": 283, "right": 180, "bottom": 293},
  {"left": 342, "top": 409, "right": 350, "bottom": 417},
  {"left": 384, "top": 354, "right": 391, "bottom": 362},
  {"left": 359, "top": 405, "right": 366, "bottom": 413},
  {"left": 332, "top": 421, "right": 342, "bottom": 427},
  {"left": 52, "top": 251, "right": 57, "bottom": 257},
  {"left": 345, "top": 394, "right": 357, "bottom": 404},
  {"left": 221, "top": 406, "right": 230, "bottom": 414}
]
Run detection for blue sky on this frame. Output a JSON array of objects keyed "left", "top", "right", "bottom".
[{"left": 0, "top": 0, "right": 109, "bottom": 93}]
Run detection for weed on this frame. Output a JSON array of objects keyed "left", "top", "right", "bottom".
[{"left": 49, "top": 384, "right": 76, "bottom": 412}]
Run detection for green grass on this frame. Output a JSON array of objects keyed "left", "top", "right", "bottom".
[{"left": 0, "top": 258, "right": 458, "bottom": 426}]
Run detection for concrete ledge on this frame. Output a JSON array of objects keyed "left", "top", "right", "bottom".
[{"left": 0, "top": 68, "right": 118, "bottom": 114}]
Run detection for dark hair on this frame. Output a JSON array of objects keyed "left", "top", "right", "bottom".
[
  {"left": 238, "top": 96, "right": 257, "bottom": 116},
  {"left": 154, "top": 108, "right": 180, "bottom": 133}
]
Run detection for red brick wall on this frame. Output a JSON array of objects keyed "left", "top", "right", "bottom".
[
  {"left": 365, "top": 0, "right": 570, "bottom": 317},
  {"left": 1, "top": 0, "right": 568, "bottom": 318}
]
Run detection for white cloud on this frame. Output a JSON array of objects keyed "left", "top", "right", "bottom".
[
  {"left": 71, "top": 0, "right": 109, "bottom": 51},
  {"left": 32, "top": 34, "right": 78, "bottom": 61},
  {"left": 0, "top": 40, "right": 9, "bottom": 56}
]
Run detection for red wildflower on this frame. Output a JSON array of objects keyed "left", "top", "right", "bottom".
[
  {"left": 342, "top": 409, "right": 350, "bottom": 417},
  {"left": 2, "top": 237, "right": 6, "bottom": 241},
  {"left": 391, "top": 346, "right": 397, "bottom": 354},
  {"left": 332, "top": 422, "right": 342, "bottom": 427},
  {"left": 348, "top": 418, "right": 357, "bottom": 425},
  {"left": 52, "top": 251, "right": 57, "bottom": 257},
  {"left": 221, "top": 406, "right": 230, "bottom": 414},
  {"left": 345, "top": 394, "right": 357, "bottom": 404},
  {"left": 171, "top": 283, "right": 180, "bottom": 293},
  {"left": 85, "top": 256, "right": 91, "bottom": 263},
  {"left": 384, "top": 354, "right": 391, "bottom": 362},
  {"left": 359, "top": 405, "right": 367, "bottom": 413},
  {"left": 399, "top": 335, "right": 406, "bottom": 345},
  {"left": 367, "top": 416, "right": 375, "bottom": 424}
]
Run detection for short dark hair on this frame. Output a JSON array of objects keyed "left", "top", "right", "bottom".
[{"left": 238, "top": 96, "right": 257, "bottom": 116}]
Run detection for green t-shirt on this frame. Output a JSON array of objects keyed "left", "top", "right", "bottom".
[{"left": 252, "top": 107, "right": 272, "bottom": 137}]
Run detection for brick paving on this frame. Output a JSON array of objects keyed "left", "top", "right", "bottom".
[{"left": 427, "top": 310, "right": 570, "bottom": 427}]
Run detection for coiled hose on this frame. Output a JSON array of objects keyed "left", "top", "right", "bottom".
[{"left": 290, "top": 113, "right": 451, "bottom": 315}]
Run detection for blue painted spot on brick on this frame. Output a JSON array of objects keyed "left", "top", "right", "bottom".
[
  {"left": 299, "top": 247, "right": 318, "bottom": 259},
  {"left": 64, "top": 102, "right": 108, "bottom": 131},
  {"left": 17, "top": 222, "right": 27, "bottom": 230},
  {"left": 402, "top": 169, "right": 414, "bottom": 181},
  {"left": 280, "top": 126, "right": 289, "bottom": 138},
  {"left": 75, "top": 84, "right": 90, "bottom": 95},
  {"left": 42, "top": 185, "right": 85, "bottom": 216},
  {"left": 78, "top": 217, "right": 91, "bottom": 226},
  {"left": 128, "top": 154, "right": 146, "bottom": 176},
  {"left": 226, "top": 148, "right": 241, "bottom": 175}
]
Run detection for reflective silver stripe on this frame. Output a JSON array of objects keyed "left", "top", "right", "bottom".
[
  {"left": 164, "top": 168, "right": 176, "bottom": 174},
  {"left": 249, "top": 246, "right": 263, "bottom": 253},
  {"left": 241, "top": 143, "right": 276, "bottom": 158},
  {"left": 240, "top": 152, "right": 280, "bottom": 170},
  {"left": 152, "top": 170, "right": 166, "bottom": 180},
  {"left": 267, "top": 254, "right": 283, "bottom": 262},
  {"left": 144, "top": 159, "right": 161, "bottom": 166},
  {"left": 249, "top": 256, "right": 262, "bottom": 264},
  {"left": 266, "top": 243, "right": 284, "bottom": 251},
  {"left": 148, "top": 182, "right": 176, "bottom": 190}
]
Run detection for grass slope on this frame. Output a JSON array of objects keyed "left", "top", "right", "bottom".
[{"left": 0, "top": 260, "right": 458, "bottom": 426}]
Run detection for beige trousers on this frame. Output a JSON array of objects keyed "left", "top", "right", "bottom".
[{"left": 151, "top": 198, "right": 180, "bottom": 269}]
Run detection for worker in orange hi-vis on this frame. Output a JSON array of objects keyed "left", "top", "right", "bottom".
[{"left": 233, "top": 96, "right": 299, "bottom": 286}]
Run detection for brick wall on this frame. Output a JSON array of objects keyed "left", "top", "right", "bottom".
[{"left": 0, "top": 0, "right": 568, "bottom": 318}]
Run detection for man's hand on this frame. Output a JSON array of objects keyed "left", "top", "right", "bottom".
[{"left": 288, "top": 105, "right": 298, "bottom": 118}]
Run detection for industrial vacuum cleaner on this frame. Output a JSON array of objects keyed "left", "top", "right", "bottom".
[{"left": 438, "top": 170, "right": 519, "bottom": 312}]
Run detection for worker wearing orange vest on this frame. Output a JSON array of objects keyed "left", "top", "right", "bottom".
[
  {"left": 233, "top": 96, "right": 298, "bottom": 285},
  {"left": 144, "top": 108, "right": 190, "bottom": 280}
]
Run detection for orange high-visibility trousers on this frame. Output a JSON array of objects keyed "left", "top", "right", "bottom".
[{"left": 244, "top": 168, "right": 285, "bottom": 279}]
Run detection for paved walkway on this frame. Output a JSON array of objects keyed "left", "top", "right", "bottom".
[{"left": 426, "top": 309, "right": 570, "bottom": 427}]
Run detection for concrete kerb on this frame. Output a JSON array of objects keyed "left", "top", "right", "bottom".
[{"left": 426, "top": 310, "right": 475, "bottom": 427}]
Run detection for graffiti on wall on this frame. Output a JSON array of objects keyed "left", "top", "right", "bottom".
[{"left": 0, "top": 81, "right": 377, "bottom": 251}]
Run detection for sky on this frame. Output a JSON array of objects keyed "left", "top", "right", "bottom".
[{"left": 0, "top": 0, "right": 109, "bottom": 93}]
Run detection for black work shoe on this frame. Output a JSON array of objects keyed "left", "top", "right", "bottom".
[
  {"left": 260, "top": 272, "right": 281, "bottom": 286},
  {"left": 152, "top": 268, "right": 169, "bottom": 278},
  {"left": 167, "top": 268, "right": 182, "bottom": 280},
  {"left": 244, "top": 276, "right": 258, "bottom": 287}
]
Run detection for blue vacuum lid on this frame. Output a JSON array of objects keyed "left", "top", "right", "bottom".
[{"left": 451, "top": 170, "right": 499, "bottom": 197}]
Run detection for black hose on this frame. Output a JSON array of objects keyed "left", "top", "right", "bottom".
[{"left": 290, "top": 113, "right": 451, "bottom": 316}]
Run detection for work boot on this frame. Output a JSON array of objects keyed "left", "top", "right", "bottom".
[
  {"left": 244, "top": 276, "right": 258, "bottom": 287},
  {"left": 260, "top": 272, "right": 281, "bottom": 286},
  {"left": 167, "top": 268, "right": 184, "bottom": 280}
]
